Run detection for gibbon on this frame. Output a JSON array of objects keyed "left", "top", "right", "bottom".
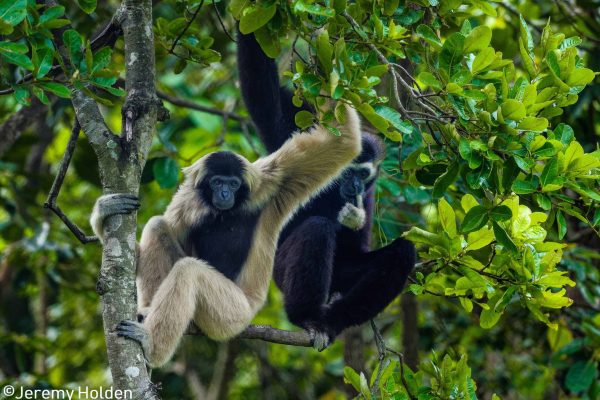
[
  {"left": 237, "top": 31, "right": 416, "bottom": 349},
  {"left": 90, "top": 103, "right": 362, "bottom": 367}
]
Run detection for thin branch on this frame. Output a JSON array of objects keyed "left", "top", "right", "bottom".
[
  {"left": 44, "top": 120, "right": 99, "bottom": 244},
  {"left": 156, "top": 90, "right": 248, "bottom": 122},
  {"left": 169, "top": 0, "right": 205, "bottom": 53},
  {"left": 212, "top": 0, "right": 236, "bottom": 43}
]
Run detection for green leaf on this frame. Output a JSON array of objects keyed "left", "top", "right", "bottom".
[
  {"left": 36, "top": 48, "right": 54, "bottom": 78},
  {"left": 76, "top": 0, "right": 96, "bottom": 14},
  {"left": 439, "top": 32, "right": 465, "bottom": 74},
  {"left": 463, "top": 25, "right": 491, "bottom": 53},
  {"left": 0, "top": 47, "right": 33, "bottom": 70},
  {"left": 461, "top": 205, "right": 488, "bottom": 233},
  {"left": 63, "top": 29, "right": 83, "bottom": 68},
  {"left": 332, "top": 0, "right": 346, "bottom": 14},
  {"left": 374, "top": 105, "right": 412, "bottom": 133},
  {"left": 492, "top": 222, "right": 518, "bottom": 253},
  {"left": 358, "top": 103, "right": 389, "bottom": 134},
  {"left": 153, "top": 157, "right": 180, "bottom": 189},
  {"left": 416, "top": 24, "right": 441, "bottom": 48},
  {"left": 518, "top": 117, "right": 548, "bottom": 132},
  {"left": 501, "top": 99, "right": 526, "bottom": 121},
  {"left": 92, "top": 47, "right": 112, "bottom": 74},
  {"left": 471, "top": 46, "right": 495, "bottom": 74},
  {"left": 294, "top": 110, "right": 314, "bottom": 129},
  {"left": 559, "top": 36, "right": 582, "bottom": 50},
  {"left": 565, "top": 361, "right": 597, "bottom": 394},
  {"left": 519, "top": 14, "right": 534, "bottom": 53},
  {"left": 465, "top": 227, "right": 494, "bottom": 252},
  {"left": 418, "top": 71, "right": 442, "bottom": 91},
  {"left": 566, "top": 68, "right": 596, "bottom": 87},
  {"left": 316, "top": 30, "right": 333, "bottom": 74},
  {"left": 438, "top": 198, "right": 457, "bottom": 236},
  {"left": 432, "top": 162, "right": 459, "bottom": 199},
  {"left": 239, "top": 4, "right": 277, "bottom": 34},
  {"left": 556, "top": 210, "right": 567, "bottom": 240},
  {"left": 39, "top": 5, "right": 65, "bottom": 25},
  {"left": 489, "top": 205, "right": 512, "bottom": 222},
  {"left": 480, "top": 308, "right": 502, "bottom": 329},
  {"left": 540, "top": 157, "right": 559, "bottom": 190},
  {"left": 0, "top": 0, "right": 26, "bottom": 26},
  {"left": 38, "top": 82, "right": 71, "bottom": 98}
]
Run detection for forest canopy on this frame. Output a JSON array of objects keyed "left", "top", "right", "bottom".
[{"left": 0, "top": 0, "right": 599, "bottom": 399}]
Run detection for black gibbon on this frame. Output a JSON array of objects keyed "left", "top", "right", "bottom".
[
  {"left": 90, "top": 104, "right": 362, "bottom": 367},
  {"left": 237, "top": 32, "right": 416, "bottom": 349}
]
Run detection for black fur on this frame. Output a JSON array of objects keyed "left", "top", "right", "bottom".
[
  {"left": 190, "top": 151, "right": 258, "bottom": 280},
  {"left": 237, "top": 32, "right": 416, "bottom": 340},
  {"left": 186, "top": 210, "right": 260, "bottom": 280}
]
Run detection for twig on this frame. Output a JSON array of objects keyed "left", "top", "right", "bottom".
[
  {"left": 370, "top": 320, "right": 387, "bottom": 397},
  {"left": 44, "top": 120, "right": 99, "bottom": 244},
  {"left": 156, "top": 90, "right": 248, "bottom": 122},
  {"left": 169, "top": 0, "right": 205, "bottom": 53},
  {"left": 188, "top": 324, "right": 313, "bottom": 347},
  {"left": 212, "top": 0, "right": 236, "bottom": 43}
]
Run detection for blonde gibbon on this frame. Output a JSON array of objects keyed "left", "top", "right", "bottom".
[{"left": 89, "top": 103, "right": 362, "bottom": 367}]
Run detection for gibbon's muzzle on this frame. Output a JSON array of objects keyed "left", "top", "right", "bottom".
[
  {"left": 209, "top": 176, "right": 241, "bottom": 210},
  {"left": 340, "top": 174, "right": 365, "bottom": 203}
]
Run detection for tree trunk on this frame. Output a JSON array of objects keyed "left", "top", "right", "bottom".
[
  {"left": 69, "top": 1, "right": 159, "bottom": 398},
  {"left": 401, "top": 293, "right": 419, "bottom": 370}
]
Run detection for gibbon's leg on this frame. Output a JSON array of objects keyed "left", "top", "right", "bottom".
[
  {"left": 117, "top": 257, "right": 252, "bottom": 368},
  {"left": 274, "top": 217, "right": 337, "bottom": 326},
  {"left": 137, "top": 216, "right": 185, "bottom": 312},
  {"left": 323, "top": 238, "right": 416, "bottom": 338},
  {"left": 273, "top": 217, "right": 337, "bottom": 350}
]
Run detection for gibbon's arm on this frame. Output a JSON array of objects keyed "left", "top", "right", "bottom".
[
  {"left": 257, "top": 104, "right": 362, "bottom": 218},
  {"left": 237, "top": 31, "right": 309, "bottom": 153},
  {"left": 90, "top": 194, "right": 140, "bottom": 243}
]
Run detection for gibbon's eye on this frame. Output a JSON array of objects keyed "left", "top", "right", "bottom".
[
  {"left": 342, "top": 169, "right": 352, "bottom": 179},
  {"left": 229, "top": 179, "right": 241, "bottom": 190},
  {"left": 209, "top": 177, "right": 222, "bottom": 189},
  {"left": 359, "top": 168, "right": 371, "bottom": 180}
]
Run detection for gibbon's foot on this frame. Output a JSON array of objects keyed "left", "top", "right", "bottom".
[
  {"left": 337, "top": 202, "right": 366, "bottom": 231},
  {"left": 137, "top": 307, "right": 151, "bottom": 323},
  {"left": 116, "top": 320, "right": 150, "bottom": 352},
  {"left": 97, "top": 193, "right": 140, "bottom": 220},
  {"left": 307, "top": 326, "right": 331, "bottom": 352}
]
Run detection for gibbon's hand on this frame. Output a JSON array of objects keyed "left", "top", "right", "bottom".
[
  {"left": 116, "top": 320, "right": 151, "bottom": 360},
  {"left": 338, "top": 202, "right": 366, "bottom": 231},
  {"left": 97, "top": 193, "right": 140, "bottom": 218}
]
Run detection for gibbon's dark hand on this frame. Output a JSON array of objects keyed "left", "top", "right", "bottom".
[
  {"left": 97, "top": 193, "right": 140, "bottom": 219},
  {"left": 116, "top": 320, "right": 151, "bottom": 355}
]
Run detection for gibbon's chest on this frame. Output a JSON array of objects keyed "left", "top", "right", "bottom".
[{"left": 185, "top": 211, "right": 261, "bottom": 281}]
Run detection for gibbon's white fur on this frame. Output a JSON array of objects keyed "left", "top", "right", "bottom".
[{"left": 91, "top": 104, "right": 362, "bottom": 367}]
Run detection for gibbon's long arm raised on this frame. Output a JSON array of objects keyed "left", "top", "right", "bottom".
[
  {"left": 90, "top": 103, "right": 361, "bottom": 368},
  {"left": 237, "top": 31, "right": 416, "bottom": 349}
]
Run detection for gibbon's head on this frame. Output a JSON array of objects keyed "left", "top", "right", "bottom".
[
  {"left": 185, "top": 151, "right": 253, "bottom": 212},
  {"left": 339, "top": 133, "right": 385, "bottom": 205}
]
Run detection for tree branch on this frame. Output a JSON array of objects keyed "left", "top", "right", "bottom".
[
  {"left": 44, "top": 120, "right": 99, "bottom": 244},
  {"left": 188, "top": 325, "right": 313, "bottom": 347}
]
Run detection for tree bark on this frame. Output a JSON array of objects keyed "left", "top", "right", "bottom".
[
  {"left": 401, "top": 293, "right": 419, "bottom": 370},
  {"left": 69, "top": 1, "right": 159, "bottom": 398}
]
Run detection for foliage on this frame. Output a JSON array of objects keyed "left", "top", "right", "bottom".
[{"left": 0, "top": 0, "right": 599, "bottom": 399}]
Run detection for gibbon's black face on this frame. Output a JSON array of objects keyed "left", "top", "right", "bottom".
[
  {"left": 339, "top": 134, "right": 383, "bottom": 205},
  {"left": 339, "top": 162, "right": 377, "bottom": 204},
  {"left": 198, "top": 152, "right": 249, "bottom": 211}
]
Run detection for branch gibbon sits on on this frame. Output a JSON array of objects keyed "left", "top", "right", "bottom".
[
  {"left": 237, "top": 31, "right": 416, "bottom": 350},
  {"left": 90, "top": 103, "right": 362, "bottom": 367}
]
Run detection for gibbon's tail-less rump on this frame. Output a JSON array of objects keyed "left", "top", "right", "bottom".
[
  {"left": 237, "top": 30, "right": 416, "bottom": 349},
  {"left": 90, "top": 105, "right": 362, "bottom": 368}
]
